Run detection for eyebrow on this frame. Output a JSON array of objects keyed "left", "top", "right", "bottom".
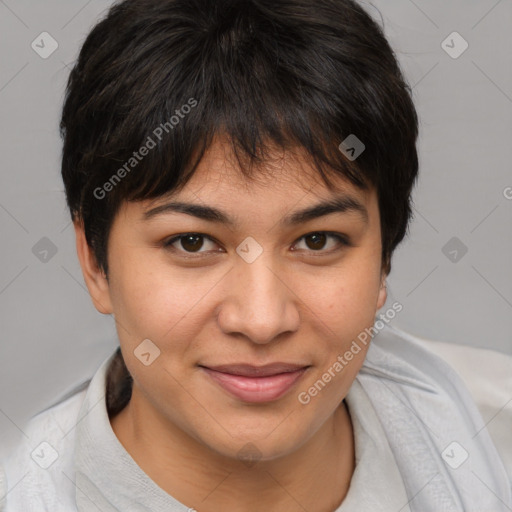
[{"left": 142, "top": 194, "right": 369, "bottom": 227}]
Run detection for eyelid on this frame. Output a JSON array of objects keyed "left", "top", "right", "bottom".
[
  {"left": 163, "top": 233, "right": 222, "bottom": 259},
  {"left": 163, "top": 231, "right": 351, "bottom": 258},
  {"left": 291, "top": 232, "right": 351, "bottom": 255}
]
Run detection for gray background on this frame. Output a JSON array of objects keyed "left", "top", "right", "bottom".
[{"left": 1, "top": 0, "right": 511, "bottom": 460}]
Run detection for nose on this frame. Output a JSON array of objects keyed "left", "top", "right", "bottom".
[{"left": 216, "top": 256, "right": 300, "bottom": 345}]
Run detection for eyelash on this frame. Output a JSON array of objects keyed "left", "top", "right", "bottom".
[{"left": 162, "top": 231, "right": 351, "bottom": 259}]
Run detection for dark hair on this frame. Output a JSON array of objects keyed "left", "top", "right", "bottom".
[
  {"left": 60, "top": 0, "right": 419, "bottom": 415},
  {"left": 105, "top": 347, "right": 133, "bottom": 419}
]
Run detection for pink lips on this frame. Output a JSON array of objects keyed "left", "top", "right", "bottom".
[{"left": 200, "top": 364, "right": 309, "bottom": 403}]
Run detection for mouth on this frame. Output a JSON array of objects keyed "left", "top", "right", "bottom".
[{"left": 198, "top": 364, "right": 311, "bottom": 403}]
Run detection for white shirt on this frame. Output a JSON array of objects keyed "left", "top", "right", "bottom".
[{"left": 1, "top": 325, "right": 510, "bottom": 511}]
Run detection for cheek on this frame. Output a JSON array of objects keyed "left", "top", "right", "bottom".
[
  {"left": 108, "top": 252, "right": 217, "bottom": 345},
  {"left": 109, "top": 239, "right": 381, "bottom": 351},
  {"left": 311, "top": 257, "right": 381, "bottom": 329},
  {"left": 300, "top": 254, "right": 381, "bottom": 376}
]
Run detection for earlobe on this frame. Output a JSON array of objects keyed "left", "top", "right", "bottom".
[
  {"left": 73, "top": 220, "right": 113, "bottom": 315},
  {"left": 376, "top": 277, "right": 387, "bottom": 311}
]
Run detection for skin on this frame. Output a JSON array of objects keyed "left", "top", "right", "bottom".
[{"left": 74, "top": 135, "right": 387, "bottom": 512}]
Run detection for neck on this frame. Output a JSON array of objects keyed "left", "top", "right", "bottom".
[{"left": 110, "top": 386, "right": 355, "bottom": 512}]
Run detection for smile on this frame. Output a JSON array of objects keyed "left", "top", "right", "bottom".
[{"left": 200, "top": 366, "right": 310, "bottom": 403}]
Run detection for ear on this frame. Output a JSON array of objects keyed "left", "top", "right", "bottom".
[
  {"left": 73, "top": 220, "right": 113, "bottom": 315},
  {"left": 376, "top": 272, "right": 388, "bottom": 311}
]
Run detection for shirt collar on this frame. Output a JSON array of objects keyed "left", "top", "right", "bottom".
[
  {"left": 74, "top": 350, "right": 192, "bottom": 512},
  {"left": 72, "top": 347, "right": 405, "bottom": 512}
]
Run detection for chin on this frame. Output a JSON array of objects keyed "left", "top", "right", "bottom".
[{"left": 198, "top": 424, "right": 306, "bottom": 465}]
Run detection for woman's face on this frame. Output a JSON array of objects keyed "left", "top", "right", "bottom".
[{"left": 81, "top": 137, "right": 387, "bottom": 463}]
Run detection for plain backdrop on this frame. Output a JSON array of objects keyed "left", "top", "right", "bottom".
[{"left": 1, "top": 0, "right": 511, "bottom": 460}]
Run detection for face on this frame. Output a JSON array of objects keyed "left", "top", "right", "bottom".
[{"left": 76, "top": 136, "right": 387, "bottom": 463}]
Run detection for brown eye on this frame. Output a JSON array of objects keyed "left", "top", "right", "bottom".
[
  {"left": 180, "top": 234, "right": 204, "bottom": 252},
  {"left": 164, "top": 233, "right": 220, "bottom": 255},
  {"left": 293, "top": 232, "right": 350, "bottom": 254},
  {"left": 305, "top": 233, "right": 328, "bottom": 250}
]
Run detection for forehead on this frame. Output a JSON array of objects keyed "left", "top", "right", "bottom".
[
  {"left": 150, "top": 134, "right": 374, "bottom": 210},
  {"left": 114, "top": 134, "right": 380, "bottom": 232}
]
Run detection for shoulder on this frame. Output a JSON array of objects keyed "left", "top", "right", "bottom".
[
  {"left": 411, "top": 334, "right": 512, "bottom": 483},
  {"left": 368, "top": 324, "right": 512, "bottom": 485},
  {"left": 0, "top": 383, "right": 89, "bottom": 512}
]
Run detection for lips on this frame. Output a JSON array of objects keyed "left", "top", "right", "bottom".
[
  {"left": 199, "top": 363, "right": 310, "bottom": 403},
  {"left": 203, "top": 362, "right": 309, "bottom": 377}
]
